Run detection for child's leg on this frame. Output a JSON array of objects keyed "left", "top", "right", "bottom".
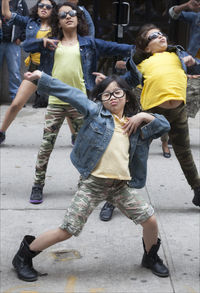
[
  {"left": 0, "top": 80, "right": 37, "bottom": 132},
  {"left": 140, "top": 215, "right": 158, "bottom": 252},
  {"left": 30, "top": 228, "right": 72, "bottom": 252}
]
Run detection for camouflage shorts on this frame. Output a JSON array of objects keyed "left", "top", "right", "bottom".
[
  {"left": 186, "top": 77, "right": 200, "bottom": 118},
  {"left": 60, "top": 175, "right": 154, "bottom": 236}
]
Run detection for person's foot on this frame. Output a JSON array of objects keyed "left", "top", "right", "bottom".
[
  {"left": 30, "top": 184, "right": 43, "bottom": 204},
  {"left": 192, "top": 187, "right": 200, "bottom": 207},
  {"left": 71, "top": 134, "right": 76, "bottom": 146},
  {"left": 0, "top": 131, "right": 6, "bottom": 144},
  {"left": 99, "top": 202, "right": 115, "bottom": 221},
  {"left": 162, "top": 142, "right": 171, "bottom": 158}
]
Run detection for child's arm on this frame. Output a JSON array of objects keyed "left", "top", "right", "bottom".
[
  {"left": 2, "top": 0, "right": 11, "bottom": 19},
  {"left": 24, "top": 71, "right": 97, "bottom": 117},
  {"left": 123, "top": 113, "right": 170, "bottom": 139},
  {"left": 22, "top": 38, "right": 59, "bottom": 53},
  {"left": 123, "top": 113, "right": 154, "bottom": 136}
]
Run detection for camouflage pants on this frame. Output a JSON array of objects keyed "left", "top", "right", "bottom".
[
  {"left": 186, "top": 77, "right": 200, "bottom": 118},
  {"left": 60, "top": 175, "right": 154, "bottom": 236},
  {"left": 149, "top": 103, "right": 200, "bottom": 189},
  {"left": 34, "top": 104, "right": 83, "bottom": 185}
]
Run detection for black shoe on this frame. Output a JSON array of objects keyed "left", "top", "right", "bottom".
[
  {"left": 192, "top": 187, "right": 200, "bottom": 207},
  {"left": 99, "top": 202, "right": 115, "bottom": 221},
  {"left": 0, "top": 131, "right": 6, "bottom": 144},
  {"left": 142, "top": 238, "right": 169, "bottom": 277},
  {"left": 30, "top": 184, "right": 43, "bottom": 204},
  {"left": 162, "top": 146, "right": 171, "bottom": 158},
  {"left": 12, "top": 235, "right": 40, "bottom": 282},
  {"left": 71, "top": 134, "right": 76, "bottom": 146}
]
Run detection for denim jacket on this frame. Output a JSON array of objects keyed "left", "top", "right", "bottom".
[
  {"left": 37, "top": 73, "right": 170, "bottom": 188},
  {"left": 6, "top": 12, "right": 42, "bottom": 42},
  {"left": 169, "top": 7, "right": 200, "bottom": 57},
  {"left": 125, "top": 45, "right": 200, "bottom": 88},
  {"left": 22, "top": 35, "right": 134, "bottom": 91}
]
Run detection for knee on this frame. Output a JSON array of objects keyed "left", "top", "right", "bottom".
[
  {"left": 141, "top": 215, "right": 158, "bottom": 230},
  {"left": 57, "top": 228, "right": 72, "bottom": 242}
]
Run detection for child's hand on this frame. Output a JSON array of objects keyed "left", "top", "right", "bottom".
[
  {"left": 43, "top": 38, "right": 59, "bottom": 50},
  {"left": 123, "top": 113, "right": 154, "bottom": 136},
  {"left": 92, "top": 72, "right": 107, "bottom": 84},
  {"left": 183, "top": 55, "right": 196, "bottom": 66},
  {"left": 187, "top": 0, "right": 200, "bottom": 12},
  {"left": 24, "top": 70, "right": 42, "bottom": 82}
]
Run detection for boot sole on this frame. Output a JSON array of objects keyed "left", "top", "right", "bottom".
[
  {"left": 142, "top": 263, "right": 169, "bottom": 278},
  {"left": 12, "top": 261, "right": 38, "bottom": 282}
]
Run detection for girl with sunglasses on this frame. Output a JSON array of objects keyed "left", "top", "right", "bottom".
[
  {"left": 19, "top": 2, "right": 134, "bottom": 204},
  {"left": 127, "top": 23, "right": 200, "bottom": 207},
  {"left": 0, "top": 0, "right": 57, "bottom": 144},
  {"left": 12, "top": 69, "right": 170, "bottom": 282}
]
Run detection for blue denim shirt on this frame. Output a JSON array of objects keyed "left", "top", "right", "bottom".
[
  {"left": 6, "top": 12, "right": 41, "bottom": 41},
  {"left": 169, "top": 7, "right": 200, "bottom": 57},
  {"left": 37, "top": 73, "right": 170, "bottom": 188},
  {"left": 125, "top": 45, "right": 200, "bottom": 88},
  {"left": 22, "top": 35, "right": 134, "bottom": 91}
]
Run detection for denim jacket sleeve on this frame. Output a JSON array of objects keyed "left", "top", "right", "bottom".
[
  {"left": 38, "top": 73, "right": 98, "bottom": 117},
  {"left": 80, "top": 6, "right": 95, "bottom": 37},
  {"left": 22, "top": 37, "right": 45, "bottom": 53},
  {"left": 6, "top": 12, "right": 29, "bottom": 28},
  {"left": 94, "top": 38, "right": 135, "bottom": 58},
  {"left": 140, "top": 113, "right": 170, "bottom": 139},
  {"left": 122, "top": 54, "right": 143, "bottom": 88}
]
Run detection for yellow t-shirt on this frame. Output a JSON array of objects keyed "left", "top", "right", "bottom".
[
  {"left": 49, "top": 42, "right": 86, "bottom": 105},
  {"left": 196, "top": 48, "right": 200, "bottom": 59},
  {"left": 24, "top": 29, "right": 51, "bottom": 66},
  {"left": 137, "top": 52, "right": 187, "bottom": 110},
  {"left": 91, "top": 115, "right": 131, "bottom": 180}
]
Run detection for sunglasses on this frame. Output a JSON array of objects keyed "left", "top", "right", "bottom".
[
  {"left": 147, "top": 31, "right": 166, "bottom": 43},
  {"left": 58, "top": 10, "right": 77, "bottom": 19},
  {"left": 38, "top": 3, "right": 53, "bottom": 10}
]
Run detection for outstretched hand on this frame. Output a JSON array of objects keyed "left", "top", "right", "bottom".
[
  {"left": 187, "top": 0, "right": 200, "bottom": 12},
  {"left": 92, "top": 72, "right": 107, "bottom": 84},
  {"left": 183, "top": 55, "right": 196, "bottom": 66},
  {"left": 43, "top": 38, "right": 59, "bottom": 50},
  {"left": 123, "top": 113, "right": 155, "bottom": 136},
  {"left": 24, "top": 70, "right": 42, "bottom": 82}
]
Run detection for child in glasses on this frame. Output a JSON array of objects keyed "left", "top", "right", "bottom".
[
  {"left": 12, "top": 69, "right": 170, "bottom": 282},
  {"left": 127, "top": 23, "right": 200, "bottom": 207}
]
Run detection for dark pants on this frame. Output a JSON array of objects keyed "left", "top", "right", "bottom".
[{"left": 149, "top": 103, "right": 200, "bottom": 189}]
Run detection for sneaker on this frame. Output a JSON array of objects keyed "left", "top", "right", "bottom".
[
  {"left": 99, "top": 202, "right": 115, "bottom": 221},
  {"left": 71, "top": 134, "right": 76, "bottom": 146},
  {"left": 0, "top": 131, "right": 6, "bottom": 144},
  {"left": 192, "top": 187, "right": 200, "bottom": 207},
  {"left": 30, "top": 184, "right": 43, "bottom": 204}
]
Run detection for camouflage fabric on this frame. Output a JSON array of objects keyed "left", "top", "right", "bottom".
[
  {"left": 34, "top": 104, "right": 83, "bottom": 185},
  {"left": 149, "top": 103, "right": 200, "bottom": 189},
  {"left": 60, "top": 175, "right": 154, "bottom": 236},
  {"left": 186, "top": 77, "right": 200, "bottom": 118}
]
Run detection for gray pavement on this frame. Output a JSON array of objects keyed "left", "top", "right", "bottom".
[{"left": 0, "top": 104, "right": 200, "bottom": 293}]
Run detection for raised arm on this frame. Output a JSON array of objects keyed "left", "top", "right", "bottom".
[
  {"left": 2, "top": 0, "right": 12, "bottom": 19},
  {"left": 169, "top": 0, "right": 200, "bottom": 19}
]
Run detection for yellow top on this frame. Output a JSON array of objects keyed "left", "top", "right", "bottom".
[
  {"left": 24, "top": 29, "right": 51, "bottom": 66},
  {"left": 49, "top": 42, "right": 86, "bottom": 105},
  {"left": 91, "top": 115, "right": 131, "bottom": 180},
  {"left": 196, "top": 48, "right": 200, "bottom": 59},
  {"left": 137, "top": 52, "right": 187, "bottom": 110}
]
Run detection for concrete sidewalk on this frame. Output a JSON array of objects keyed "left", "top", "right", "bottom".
[{"left": 0, "top": 105, "right": 200, "bottom": 293}]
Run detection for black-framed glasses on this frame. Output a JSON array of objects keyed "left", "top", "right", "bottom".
[
  {"left": 38, "top": 3, "right": 53, "bottom": 10},
  {"left": 98, "top": 88, "right": 126, "bottom": 102},
  {"left": 58, "top": 10, "right": 77, "bottom": 19},
  {"left": 147, "top": 31, "right": 166, "bottom": 43}
]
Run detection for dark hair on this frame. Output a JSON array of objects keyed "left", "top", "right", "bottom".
[
  {"left": 54, "top": 2, "right": 89, "bottom": 39},
  {"left": 90, "top": 75, "right": 140, "bottom": 117},
  {"left": 134, "top": 23, "right": 160, "bottom": 63},
  {"left": 29, "top": 0, "right": 57, "bottom": 25}
]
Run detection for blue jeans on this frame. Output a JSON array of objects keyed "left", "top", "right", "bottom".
[{"left": 0, "top": 42, "right": 22, "bottom": 100}]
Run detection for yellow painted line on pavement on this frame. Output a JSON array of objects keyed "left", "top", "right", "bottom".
[
  {"left": 89, "top": 289, "right": 105, "bottom": 293},
  {"left": 184, "top": 285, "right": 198, "bottom": 293},
  {"left": 65, "top": 275, "right": 77, "bottom": 293}
]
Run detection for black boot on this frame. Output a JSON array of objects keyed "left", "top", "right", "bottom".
[
  {"left": 141, "top": 238, "right": 169, "bottom": 277},
  {"left": 99, "top": 202, "right": 115, "bottom": 221},
  {"left": 192, "top": 187, "right": 200, "bottom": 207},
  {"left": 12, "top": 235, "right": 40, "bottom": 282}
]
